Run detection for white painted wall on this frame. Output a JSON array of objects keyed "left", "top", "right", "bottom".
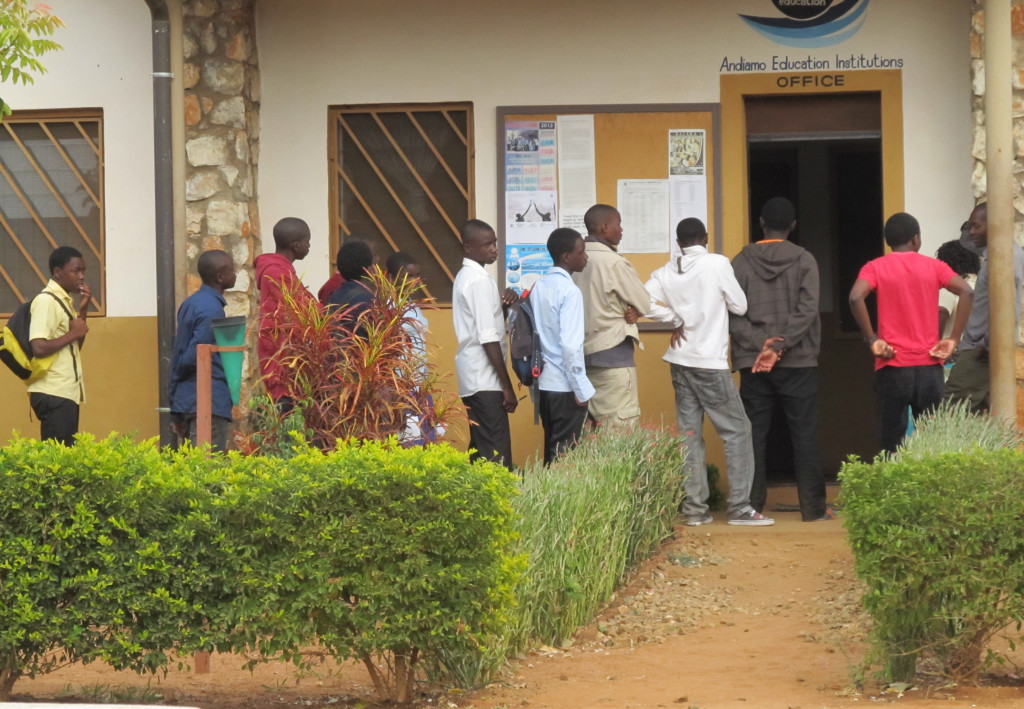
[
  {"left": 2, "top": 0, "right": 156, "bottom": 317},
  {"left": 256, "top": 0, "right": 973, "bottom": 289}
]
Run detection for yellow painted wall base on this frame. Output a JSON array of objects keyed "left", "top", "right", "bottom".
[
  {"left": 1, "top": 317, "right": 160, "bottom": 444},
  {"left": 2, "top": 312, "right": 729, "bottom": 488}
]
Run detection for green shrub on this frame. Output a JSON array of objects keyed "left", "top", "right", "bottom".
[
  {"left": 0, "top": 435, "right": 224, "bottom": 700},
  {"left": 206, "top": 439, "right": 521, "bottom": 703},
  {"left": 897, "top": 399, "right": 1022, "bottom": 459},
  {"left": 512, "top": 424, "right": 683, "bottom": 649},
  {"left": 0, "top": 436, "right": 519, "bottom": 704},
  {"left": 427, "top": 424, "right": 684, "bottom": 688},
  {"left": 840, "top": 448, "right": 1024, "bottom": 684}
]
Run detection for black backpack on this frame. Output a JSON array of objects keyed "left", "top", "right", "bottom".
[
  {"left": 507, "top": 296, "right": 542, "bottom": 387},
  {"left": 0, "top": 292, "right": 74, "bottom": 383}
]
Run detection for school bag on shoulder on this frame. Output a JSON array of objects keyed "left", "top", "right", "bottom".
[
  {"left": 507, "top": 293, "right": 542, "bottom": 387},
  {"left": 0, "top": 292, "right": 72, "bottom": 383},
  {"left": 507, "top": 292, "right": 543, "bottom": 424}
]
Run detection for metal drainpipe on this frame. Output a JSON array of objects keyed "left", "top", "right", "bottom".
[{"left": 144, "top": 0, "right": 176, "bottom": 446}]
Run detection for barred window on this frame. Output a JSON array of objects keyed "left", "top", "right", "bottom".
[
  {"left": 0, "top": 109, "right": 104, "bottom": 316},
  {"left": 328, "top": 103, "right": 473, "bottom": 303}
]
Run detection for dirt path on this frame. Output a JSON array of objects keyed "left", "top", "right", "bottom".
[{"left": 13, "top": 493, "right": 1024, "bottom": 708}]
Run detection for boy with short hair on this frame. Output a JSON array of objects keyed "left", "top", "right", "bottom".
[
  {"left": 28, "top": 246, "right": 91, "bottom": 445},
  {"left": 452, "top": 219, "right": 518, "bottom": 468},
  {"left": 254, "top": 217, "right": 314, "bottom": 409},
  {"left": 646, "top": 218, "right": 773, "bottom": 526},
  {"left": 327, "top": 239, "right": 376, "bottom": 337},
  {"left": 169, "top": 250, "right": 237, "bottom": 452},
  {"left": 849, "top": 212, "right": 973, "bottom": 453},
  {"left": 385, "top": 252, "right": 441, "bottom": 446},
  {"left": 529, "top": 227, "right": 595, "bottom": 464}
]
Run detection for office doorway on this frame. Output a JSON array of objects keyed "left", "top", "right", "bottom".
[{"left": 745, "top": 93, "right": 885, "bottom": 483}]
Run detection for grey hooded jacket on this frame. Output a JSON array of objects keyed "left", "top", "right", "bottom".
[{"left": 729, "top": 239, "right": 820, "bottom": 370}]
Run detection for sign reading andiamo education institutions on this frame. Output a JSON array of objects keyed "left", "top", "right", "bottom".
[
  {"left": 722, "top": 0, "right": 902, "bottom": 74},
  {"left": 720, "top": 52, "right": 902, "bottom": 73}
]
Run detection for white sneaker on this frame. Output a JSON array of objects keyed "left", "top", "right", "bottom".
[{"left": 685, "top": 514, "right": 713, "bottom": 526}]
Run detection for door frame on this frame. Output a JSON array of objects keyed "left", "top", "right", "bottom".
[{"left": 719, "top": 70, "right": 904, "bottom": 258}]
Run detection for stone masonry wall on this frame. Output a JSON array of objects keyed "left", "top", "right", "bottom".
[{"left": 181, "top": 0, "right": 260, "bottom": 407}]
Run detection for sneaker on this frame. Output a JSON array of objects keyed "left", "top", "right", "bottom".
[
  {"left": 806, "top": 506, "right": 839, "bottom": 522},
  {"left": 728, "top": 510, "right": 775, "bottom": 526},
  {"left": 685, "top": 514, "right": 713, "bottom": 526}
]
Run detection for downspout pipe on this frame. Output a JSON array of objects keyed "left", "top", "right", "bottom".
[{"left": 144, "top": 0, "right": 176, "bottom": 446}]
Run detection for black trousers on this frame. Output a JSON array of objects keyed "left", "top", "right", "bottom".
[
  {"left": 739, "top": 366, "right": 826, "bottom": 521},
  {"left": 876, "top": 363, "right": 944, "bottom": 454},
  {"left": 29, "top": 392, "right": 80, "bottom": 446},
  {"left": 538, "top": 390, "right": 588, "bottom": 465},
  {"left": 462, "top": 391, "right": 513, "bottom": 469}
]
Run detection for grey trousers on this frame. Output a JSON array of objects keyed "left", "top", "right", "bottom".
[{"left": 670, "top": 364, "right": 755, "bottom": 519}]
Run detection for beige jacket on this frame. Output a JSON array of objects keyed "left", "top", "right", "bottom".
[{"left": 572, "top": 240, "right": 651, "bottom": 356}]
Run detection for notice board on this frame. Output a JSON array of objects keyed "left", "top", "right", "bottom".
[{"left": 495, "top": 104, "right": 720, "bottom": 310}]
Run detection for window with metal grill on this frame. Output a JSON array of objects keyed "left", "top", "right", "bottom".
[
  {"left": 328, "top": 103, "right": 473, "bottom": 304},
  {"left": 0, "top": 109, "right": 104, "bottom": 317}
]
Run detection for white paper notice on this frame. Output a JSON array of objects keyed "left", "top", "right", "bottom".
[
  {"left": 668, "top": 129, "right": 709, "bottom": 258},
  {"left": 617, "top": 179, "right": 669, "bottom": 254},
  {"left": 506, "top": 190, "right": 558, "bottom": 245},
  {"left": 557, "top": 115, "right": 596, "bottom": 229}
]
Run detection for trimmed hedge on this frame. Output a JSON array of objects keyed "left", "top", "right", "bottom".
[
  {"left": 0, "top": 435, "right": 519, "bottom": 703},
  {"left": 840, "top": 448, "right": 1024, "bottom": 683}
]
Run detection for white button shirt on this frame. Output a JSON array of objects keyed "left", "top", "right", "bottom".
[{"left": 452, "top": 258, "right": 507, "bottom": 397}]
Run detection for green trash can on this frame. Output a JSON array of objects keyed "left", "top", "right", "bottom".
[{"left": 211, "top": 316, "right": 246, "bottom": 406}]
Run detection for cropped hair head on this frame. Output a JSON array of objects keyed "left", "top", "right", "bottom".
[
  {"left": 547, "top": 227, "right": 582, "bottom": 262},
  {"left": 385, "top": 251, "right": 417, "bottom": 277},
  {"left": 49, "top": 246, "right": 83, "bottom": 273},
  {"left": 583, "top": 204, "right": 617, "bottom": 233},
  {"left": 197, "top": 249, "right": 231, "bottom": 282},
  {"left": 676, "top": 217, "right": 708, "bottom": 247},
  {"left": 272, "top": 217, "right": 310, "bottom": 249},
  {"left": 760, "top": 197, "right": 796, "bottom": 231},
  {"left": 460, "top": 219, "right": 493, "bottom": 245},
  {"left": 338, "top": 239, "right": 374, "bottom": 281},
  {"left": 884, "top": 212, "right": 920, "bottom": 248}
]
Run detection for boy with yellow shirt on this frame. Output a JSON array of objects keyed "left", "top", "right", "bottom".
[{"left": 28, "top": 246, "right": 90, "bottom": 445}]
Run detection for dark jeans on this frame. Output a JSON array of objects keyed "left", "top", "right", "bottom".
[
  {"left": 876, "top": 364, "right": 945, "bottom": 454},
  {"left": 538, "top": 390, "right": 588, "bottom": 465},
  {"left": 462, "top": 391, "right": 513, "bottom": 469},
  {"left": 29, "top": 392, "right": 79, "bottom": 446},
  {"left": 174, "top": 415, "right": 232, "bottom": 453},
  {"left": 739, "top": 366, "right": 826, "bottom": 521},
  {"left": 944, "top": 348, "right": 989, "bottom": 414}
]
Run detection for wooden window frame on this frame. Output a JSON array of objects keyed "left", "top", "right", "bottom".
[
  {"left": 0, "top": 107, "right": 105, "bottom": 318},
  {"left": 327, "top": 102, "right": 474, "bottom": 304}
]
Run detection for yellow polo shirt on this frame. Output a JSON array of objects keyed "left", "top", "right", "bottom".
[{"left": 26, "top": 280, "right": 85, "bottom": 404}]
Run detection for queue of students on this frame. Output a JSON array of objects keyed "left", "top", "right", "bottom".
[{"left": 25, "top": 201, "right": 1013, "bottom": 526}]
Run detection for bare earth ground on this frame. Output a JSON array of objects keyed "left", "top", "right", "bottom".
[{"left": 12, "top": 488, "right": 1024, "bottom": 709}]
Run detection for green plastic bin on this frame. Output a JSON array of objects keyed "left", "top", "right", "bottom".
[{"left": 211, "top": 315, "right": 246, "bottom": 406}]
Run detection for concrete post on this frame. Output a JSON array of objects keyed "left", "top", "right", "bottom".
[{"left": 984, "top": 0, "right": 1017, "bottom": 424}]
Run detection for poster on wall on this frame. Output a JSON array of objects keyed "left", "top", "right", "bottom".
[
  {"left": 505, "top": 190, "right": 558, "bottom": 245},
  {"left": 505, "top": 121, "right": 557, "bottom": 191},
  {"left": 617, "top": 179, "right": 669, "bottom": 254},
  {"left": 505, "top": 244, "right": 553, "bottom": 296},
  {"left": 668, "top": 129, "right": 708, "bottom": 257},
  {"left": 557, "top": 114, "right": 596, "bottom": 231}
]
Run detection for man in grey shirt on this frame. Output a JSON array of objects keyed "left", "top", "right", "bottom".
[{"left": 945, "top": 202, "right": 1024, "bottom": 412}]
